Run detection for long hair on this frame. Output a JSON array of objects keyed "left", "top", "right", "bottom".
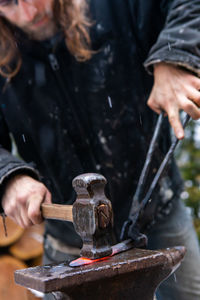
[{"left": 0, "top": 0, "right": 92, "bottom": 79}]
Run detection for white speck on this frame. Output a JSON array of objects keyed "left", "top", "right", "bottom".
[
  {"left": 100, "top": 137, "right": 106, "bottom": 144},
  {"left": 30, "top": 232, "right": 43, "bottom": 243},
  {"left": 173, "top": 273, "right": 177, "bottom": 282},
  {"left": 28, "top": 289, "right": 44, "bottom": 298},
  {"left": 181, "top": 191, "right": 189, "bottom": 200},
  {"left": 97, "top": 23, "right": 104, "bottom": 31},
  {"left": 149, "top": 199, "right": 152, "bottom": 203},
  {"left": 44, "top": 243, "right": 49, "bottom": 250},
  {"left": 96, "top": 164, "right": 101, "bottom": 170},
  {"left": 52, "top": 248, "right": 56, "bottom": 257},
  {"left": 104, "top": 45, "right": 111, "bottom": 55},
  {"left": 74, "top": 86, "right": 79, "bottom": 93},
  {"left": 168, "top": 42, "right": 171, "bottom": 51},
  {"left": 108, "top": 96, "right": 112, "bottom": 108},
  {"left": 185, "top": 180, "right": 193, "bottom": 188},
  {"left": 22, "top": 134, "right": 26, "bottom": 143},
  {"left": 164, "top": 189, "right": 173, "bottom": 200},
  {"left": 98, "top": 131, "right": 112, "bottom": 155}
]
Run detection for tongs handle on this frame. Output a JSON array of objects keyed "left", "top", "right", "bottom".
[
  {"left": 129, "top": 112, "right": 165, "bottom": 217},
  {"left": 120, "top": 113, "right": 191, "bottom": 241},
  {"left": 139, "top": 113, "right": 190, "bottom": 212}
]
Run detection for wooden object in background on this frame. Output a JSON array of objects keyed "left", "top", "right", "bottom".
[
  {"left": 0, "top": 217, "right": 24, "bottom": 247},
  {"left": 31, "top": 255, "right": 43, "bottom": 267},
  {"left": 0, "top": 255, "right": 28, "bottom": 300},
  {"left": 9, "top": 223, "right": 44, "bottom": 261}
]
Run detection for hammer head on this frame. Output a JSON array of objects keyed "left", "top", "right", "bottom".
[{"left": 72, "top": 173, "right": 113, "bottom": 259}]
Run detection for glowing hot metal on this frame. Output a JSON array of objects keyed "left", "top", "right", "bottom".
[{"left": 69, "top": 239, "right": 135, "bottom": 267}]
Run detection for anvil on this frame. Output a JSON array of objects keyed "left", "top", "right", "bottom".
[{"left": 15, "top": 246, "right": 186, "bottom": 300}]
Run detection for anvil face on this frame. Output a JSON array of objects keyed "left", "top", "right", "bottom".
[{"left": 14, "top": 247, "right": 185, "bottom": 300}]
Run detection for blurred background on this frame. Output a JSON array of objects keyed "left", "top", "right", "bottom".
[
  {"left": 176, "top": 118, "right": 200, "bottom": 241},
  {"left": 0, "top": 219, "right": 44, "bottom": 299}
]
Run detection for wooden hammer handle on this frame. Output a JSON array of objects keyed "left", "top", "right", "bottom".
[{"left": 41, "top": 203, "right": 73, "bottom": 222}]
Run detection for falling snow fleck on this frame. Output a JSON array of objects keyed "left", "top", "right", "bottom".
[
  {"left": 108, "top": 96, "right": 112, "bottom": 108},
  {"left": 174, "top": 273, "right": 177, "bottom": 282},
  {"left": 22, "top": 134, "right": 26, "bottom": 143},
  {"left": 168, "top": 42, "right": 171, "bottom": 51}
]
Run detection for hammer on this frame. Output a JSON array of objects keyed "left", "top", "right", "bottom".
[{"left": 41, "top": 173, "right": 113, "bottom": 259}]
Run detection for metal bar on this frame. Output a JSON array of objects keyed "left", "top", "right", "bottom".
[
  {"left": 129, "top": 112, "right": 164, "bottom": 217},
  {"left": 139, "top": 113, "right": 191, "bottom": 212},
  {"left": 120, "top": 112, "right": 164, "bottom": 240}
]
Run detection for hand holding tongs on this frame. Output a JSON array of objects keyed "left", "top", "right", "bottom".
[{"left": 120, "top": 112, "right": 191, "bottom": 245}]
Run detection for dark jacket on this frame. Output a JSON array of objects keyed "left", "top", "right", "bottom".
[{"left": 0, "top": 0, "right": 199, "bottom": 247}]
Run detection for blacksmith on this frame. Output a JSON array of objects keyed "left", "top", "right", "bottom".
[{"left": 0, "top": 0, "right": 200, "bottom": 299}]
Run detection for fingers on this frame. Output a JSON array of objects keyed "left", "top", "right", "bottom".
[
  {"left": 186, "top": 87, "right": 200, "bottom": 108},
  {"left": 27, "top": 190, "right": 52, "bottom": 225},
  {"left": 162, "top": 96, "right": 200, "bottom": 139},
  {"left": 3, "top": 198, "right": 33, "bottom": 228},
  {"left": 181, "top": 98, "right": 200, "bottom": 120},
  {"left": 167, "top": 106, "right": 184, "bottom": 139},
  {"left": 17, "top": 208, "right": 33, "bottom": 228},
  {"left": 147, "top": 98, "right": 161, "bottom": 115},
  {"left": 27, "top": 194, "right": 44, "bottom": 226},
  {"left": 44, "top": 190, "right": 52, "bottom": 204},
  {"left": 2, "top": 175, "right": 52, "bottom": 228},
  {"left": 148, "top": 64, "right": 200, "bottom": 139},
  {"left": 187, "top": 75, "right": 200, "bottom": 91}
]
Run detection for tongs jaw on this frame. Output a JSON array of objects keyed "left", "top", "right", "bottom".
[
  {"left": 120, "top": 113, "right": 191, "bottom": 244},
  {"left": 120, "top": 219, "right": 147, "bottom": 248}
]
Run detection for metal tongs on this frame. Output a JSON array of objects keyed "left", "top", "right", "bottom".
[{"left": 120, "top": 112, "right": 191, "bottom": 246}]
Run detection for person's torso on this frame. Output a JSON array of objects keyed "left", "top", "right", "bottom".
[{"left": 0, "top": 0, "right": 181, "bottom": 245}]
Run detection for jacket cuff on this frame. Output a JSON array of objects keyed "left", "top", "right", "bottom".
[
  {"left": 0, "top": 164, "right": 40, "bottom": 185},
  {"left": 144, "top": 48, "right": 200, "bottom": 76}
]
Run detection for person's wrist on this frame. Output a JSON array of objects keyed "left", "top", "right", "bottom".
[
  {"left": 153, "top": 62, "right": 169, "bottom": 72},
  {"left": 5, "top": 173, "right": 30, "bottom": 185}
]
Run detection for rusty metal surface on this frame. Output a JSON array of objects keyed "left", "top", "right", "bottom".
[{"left": 15, "top": 246, "right": 186, "bottom": 300}]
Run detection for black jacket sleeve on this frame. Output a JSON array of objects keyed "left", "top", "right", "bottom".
[
  {"left": 0, "top": 146, "right": 40, "bottom": 185},
  {"left": 144, "top": 0, "right": 200, "bottom": 75},
  {"left": 0, "top": 107, "right": 39, "bottom": 210}
]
